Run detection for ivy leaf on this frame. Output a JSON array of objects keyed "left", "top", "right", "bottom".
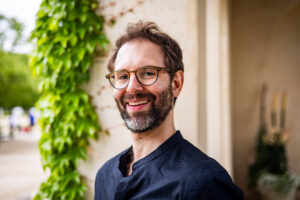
[
  {"left": 86, "top": 41, "right": 94, "bottom": 54},
  {"left": 37, "top": 9, "right": 47, "bottom": 18},
  {"left": 59, "top": 156, "right": 70, "bottom": 169},
  {"left": 41, "top": 140, "right": 52, "bottom": 152},
  {"left": 78, "top": 147, "right": 87, "bottom": 160},
  {"left": 88, "top": 126, "right": 96, "bottom": 138},
  {"left": 78, "top": 27, "right": 86, "bottom": 39},
  {"left": 49, "top": 19, "right": 59, "bottom": 31},
  {"left": 60, "top": 39, "right": 67, "bottom": 48},
  {"left": 54, "top": 136, "right": 65, "bottom": 152},
  {"left": 53, "top": 59, "right": 64, "bottom": 74},
  {"left": 80, "top": 92, "right": 89, "bottom": 103},
  {"left": 77, "top": 48, "right": 85, "bottom": 60},
  {"left": 64, "top": 57, "right": 72, "bottom": 70},
  {"left": 80, "top": 13, "right": 87, "bottom": 23},
  {"left": 70, "top": 35, "right": 77, "bottom": 46},
  {"left": 91, "top": 1, "right": 98, "bottom": 9}
]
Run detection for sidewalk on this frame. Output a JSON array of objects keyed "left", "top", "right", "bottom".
[{"left": 0, "top": 130, "right": 44, "bottom": 200}]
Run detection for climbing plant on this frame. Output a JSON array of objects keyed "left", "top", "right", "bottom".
[{"left": 30, "top": 0, "right": 108, "bottom": 199}]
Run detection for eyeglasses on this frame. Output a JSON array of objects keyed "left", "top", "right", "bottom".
[{"left": 105, "top": 65, "right": 170, "bottom": 89}]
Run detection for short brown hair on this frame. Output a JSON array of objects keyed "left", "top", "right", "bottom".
[{"left": 107, "top": 21, "right": 184, "bottom": 79}]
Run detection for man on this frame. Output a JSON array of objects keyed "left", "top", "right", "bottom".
[{"left": 95, "top": 21, "right": 244, "bottom": 200}]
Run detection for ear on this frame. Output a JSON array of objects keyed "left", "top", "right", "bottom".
[{"left": 172, "top": 70, "right": 184, "bottom": 98}]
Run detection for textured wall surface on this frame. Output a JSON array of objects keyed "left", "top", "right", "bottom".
[{"left": 231, "top": 0, "right": 300, "bottom": 199}]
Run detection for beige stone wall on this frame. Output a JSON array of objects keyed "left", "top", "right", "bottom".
[
  {"left": 78, "top": 0, "right": 201, "bottom": 197},
  {"left": 231, "top": 0, "right": 300, "bottom": 198}
]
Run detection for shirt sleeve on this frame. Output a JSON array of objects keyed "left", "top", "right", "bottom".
[
  {"left": 194, "top": 172, "right": 244, "bottom": 200},
  {"left": 94, "top": 169, "right": 102, "bottom": 200}
]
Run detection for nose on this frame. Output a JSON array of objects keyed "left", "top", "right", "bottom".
[{"left": 126, "top": 73, "right": 143, "bottom": 93}]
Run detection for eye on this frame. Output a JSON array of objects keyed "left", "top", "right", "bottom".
[
  {"left": 114, "top": 71, "right": 129, "bottom": 81},
  {"left": 139, "top": 68, "right": 156, "bottom": 78},
  {"left": 118, "top": 74, "right": 129, "bottom": 80},
  {"left": 144, "top": 71, "right": 155, "bottom": 76}
]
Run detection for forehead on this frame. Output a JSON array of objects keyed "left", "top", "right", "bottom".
[{"left": 114, "top": 38, "right": 165, "bottom": 71}]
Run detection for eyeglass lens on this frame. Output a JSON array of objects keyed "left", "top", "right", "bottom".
[{"left": 110, "top": 67, "right": 159, "bottom": 89}]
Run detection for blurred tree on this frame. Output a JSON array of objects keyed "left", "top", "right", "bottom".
[
  {"left": 0, "top": 50, "right": 39, "bottom": 109},
  {"left": 0, "top": 13, "right": 39, "bottom": 109},
  {"left": 0, "top": 13, "right": 24, "bottom": 52}
]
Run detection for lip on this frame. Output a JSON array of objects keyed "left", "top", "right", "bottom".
[{"left": 126, "top": 100, "right": 150, "bottom": 112}]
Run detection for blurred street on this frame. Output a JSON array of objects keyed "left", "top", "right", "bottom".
[{"left": 0, "top": 129, "right": 44, "bottom": 200}]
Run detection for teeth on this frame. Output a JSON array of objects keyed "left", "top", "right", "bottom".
[{"left": 128, "top": 101, "right": 148, "bottom": 106}]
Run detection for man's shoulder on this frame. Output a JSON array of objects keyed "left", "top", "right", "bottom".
[
  {"left": 176, "top": 137, "right": 232, "bottom": 181},
  {"left": 179, "top": 138, "right": 223, "bottom": 169},
  {"left": 176, "top": 138, "right": 244, "bottom": 199}
]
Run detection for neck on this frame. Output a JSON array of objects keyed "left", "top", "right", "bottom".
[{"left": 130, "top": 111, "right": 176, "bottom": 163}]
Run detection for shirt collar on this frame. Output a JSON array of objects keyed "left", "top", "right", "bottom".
[{"left": 118, "top": 130, "right": 183, "bottom": 175}]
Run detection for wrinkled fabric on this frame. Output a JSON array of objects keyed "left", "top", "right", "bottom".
[{"left": 94, "top": 131, "right": 244, "bottom": 200}]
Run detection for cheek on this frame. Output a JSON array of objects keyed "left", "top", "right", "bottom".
[
  {"left": 145, "top": 84, "right": 162, "bottom": 97},
  {"left": 152, "top": 77, "right": 172, "bottom": 93},
  {"left": 152, "top": 75, "right": 169, "bottom": 90},
  {"left": 149, "top": 84, "right": 171, "bottom": 102},
  {"left": 113, "top": 90, "right": 123, "bottom": 102}
]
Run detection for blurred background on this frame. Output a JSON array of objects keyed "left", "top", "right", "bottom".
[
  {"left": 0, "top": 0, "right": 299, "bottom": 199},
  {"left": 0, "top": 0, "right": 43, "bottom": 199}
]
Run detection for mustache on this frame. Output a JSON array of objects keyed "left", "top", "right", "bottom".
[{"left": 121, "top": 92, "right": 156, "bottom": 104}]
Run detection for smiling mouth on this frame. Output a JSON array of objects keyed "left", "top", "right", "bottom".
[{"left": 128, "top": 100, "right": 148, "bottom": 106}]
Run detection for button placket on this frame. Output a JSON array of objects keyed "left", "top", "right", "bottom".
[{"left": 114, "top": 179, "right": 129, "bottom": 200}]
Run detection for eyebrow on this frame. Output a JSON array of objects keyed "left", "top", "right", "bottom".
[{"left": 114, "top": 65, "right": 162, "bottom": 71}]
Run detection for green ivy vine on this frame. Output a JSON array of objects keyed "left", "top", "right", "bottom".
[{"left": 30, "top": 0, "right": 108, "bottom": 199}]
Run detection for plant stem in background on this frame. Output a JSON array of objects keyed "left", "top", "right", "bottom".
[{"left": 280, "top": 92, "right": 288, "bottom": 131}]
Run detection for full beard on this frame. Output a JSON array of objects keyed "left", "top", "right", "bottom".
[{"left": 115, "top": 84, "right": 173, "bottom": 133}]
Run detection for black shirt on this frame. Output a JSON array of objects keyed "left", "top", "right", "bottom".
[{"left": 94, "top": 131, "right": 244, "bottom": 200}]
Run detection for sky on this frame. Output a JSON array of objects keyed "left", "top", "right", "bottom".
[{"left": 0, "top": 0, "right": 42, "bottom": 53}]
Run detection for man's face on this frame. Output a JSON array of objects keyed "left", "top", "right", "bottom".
[{"left": 113, "top": 39, "right": 174, "bottom": 133}]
